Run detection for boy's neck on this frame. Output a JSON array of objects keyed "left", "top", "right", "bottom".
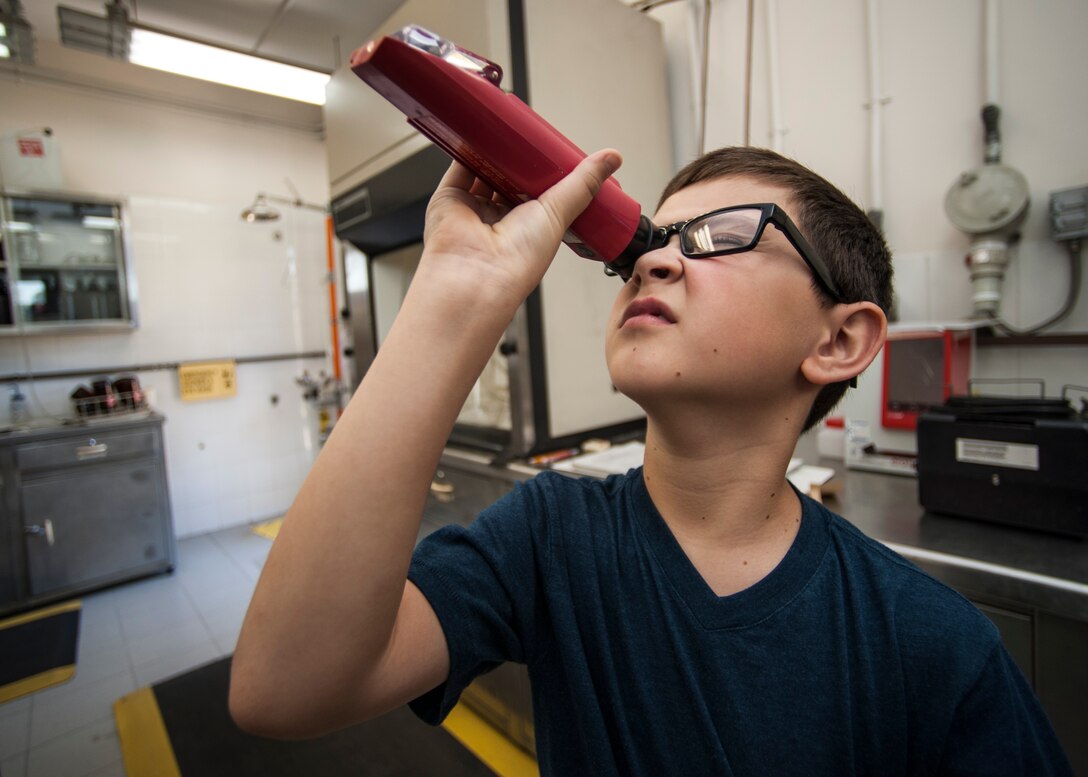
[{"left": 641, "top": 413, "right": 806, "bottom": 596}]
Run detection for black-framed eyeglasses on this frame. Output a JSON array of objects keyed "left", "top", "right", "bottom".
[{"left": 608, "top": 203, "right": 846, "bottom": 303}]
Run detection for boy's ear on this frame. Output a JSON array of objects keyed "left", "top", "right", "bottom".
[{"left": 800, "top": 302, "right": 887, "bottom": 387}]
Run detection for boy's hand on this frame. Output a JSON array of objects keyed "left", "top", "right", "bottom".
[{"left": 419, "top": 149, "right": 623, "bottom": 309}]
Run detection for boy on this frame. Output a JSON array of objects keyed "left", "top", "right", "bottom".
[{"left": 230, "top": 147, "right": 1072, "bottom": 775}]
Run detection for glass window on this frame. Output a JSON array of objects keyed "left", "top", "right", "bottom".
[{"left": 0, "top": 194, "right": 134, "bottom": 330}]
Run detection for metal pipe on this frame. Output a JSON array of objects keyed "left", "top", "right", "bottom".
[
  {"left": 699, "top": 0, "right": 712, "bottom": 154},
  {"left": 766, "top": 0, "right": 784, "bottom": 152},
  {"left": 742, "top": 0, "right": 754, "bottom": 146},
  {"left": 865, "top": 0, "right": 885, "bottom": 219},
  {"left": 325, "top": 215, "right": 343, "bottom": 386},
  {"left": 985, "top": 0, "right": 1000, "bottom": 106},
  {"left": 0, "top": 351, "right": 327, "bottom": 384}
]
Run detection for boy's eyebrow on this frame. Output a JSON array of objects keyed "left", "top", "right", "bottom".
[{"left": 653, "top": 208, "right": 720, "bottom": 225}]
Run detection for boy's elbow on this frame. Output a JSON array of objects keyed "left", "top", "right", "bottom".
[
  {"left": 228, "top": 669, "right": 288, "bottom": 738},
  {"left": 228, "top": 663, "right": 310, "bottom": 739},
  {"left": 228, "top": 660, "right": 373, "bottom": 739}
]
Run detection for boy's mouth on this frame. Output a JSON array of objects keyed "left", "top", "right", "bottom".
[{"left": 621, "top": 297, "right": 676, "bottom": 327}]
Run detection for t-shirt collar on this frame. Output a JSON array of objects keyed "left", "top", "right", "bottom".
[{"left": 629, "top": 468, "right": 831, "bottom": 630}]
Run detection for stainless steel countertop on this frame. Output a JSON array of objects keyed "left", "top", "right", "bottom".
[{"left": 0, "top": 410, "right": 163, "bottom": 443}]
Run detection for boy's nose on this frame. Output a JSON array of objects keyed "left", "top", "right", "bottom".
[{"left": 631, "top": 240, "right": 684, "bottom": 283}]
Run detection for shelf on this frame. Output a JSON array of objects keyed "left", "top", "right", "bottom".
[
  {"left": 17, "top": 264, "right": 120, "bottom": 272},
  {"left": 977, "top": 332, "right": 1088, "bottom": 347}
]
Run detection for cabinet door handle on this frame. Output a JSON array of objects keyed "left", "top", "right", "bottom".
[
  {"left": 76, "top": 442, "right": 109, "bottom": 459},
  {"left": 25, "top": 519, "right": 56, "bottom": 546}
]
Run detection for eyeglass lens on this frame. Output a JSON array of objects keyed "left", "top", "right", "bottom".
[{"left": 682, "top": 209, "right": 763, "bottom": 255}]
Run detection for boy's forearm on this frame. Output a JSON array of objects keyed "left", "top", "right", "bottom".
[
  {"left": 231, "top": 150, "right": 622, "bottom": 733},
  {"left": 232, "top": 274, "right": 517, "bottom": 721}
]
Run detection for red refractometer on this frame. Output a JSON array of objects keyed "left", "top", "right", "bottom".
[{"left": 350, "top": 25, "right": 655, "bottom": 277}]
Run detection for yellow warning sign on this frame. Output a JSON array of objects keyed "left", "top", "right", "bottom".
[{"left": 178, "top": 361, "right": 237, "bottom": 401}]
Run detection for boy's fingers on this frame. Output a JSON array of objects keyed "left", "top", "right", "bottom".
[
  {"left": 469, "top": 178, "right": 496, "bottom": 200},
  {"left": 536, "top": 150, "right": 623, "bottom": 234},
  {"left": 436, "top": 159, "right": 476, "bottom": 193}
]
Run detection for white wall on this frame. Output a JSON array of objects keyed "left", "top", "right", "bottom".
[
  {"left": 1, "top": 42, "right": 333, "bottom": 537},
  {"left": 649, "top": 0, "right": 1088, "bottom": 407}
]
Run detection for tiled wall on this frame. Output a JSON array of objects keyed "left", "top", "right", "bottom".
[{"left": 1, "top": 44, "right": 333, "bottom": 537}]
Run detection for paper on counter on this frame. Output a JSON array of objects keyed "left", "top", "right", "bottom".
[
  {"left": 551, "top": 441, "right": 645, "bottom": 478},
  {"left": 787, "top": 464, "right": 836, "bottom": 493}
]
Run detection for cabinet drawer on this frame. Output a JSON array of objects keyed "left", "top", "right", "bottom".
[{"left": 15, "top": 428, "right": 157, "bottom": 471}]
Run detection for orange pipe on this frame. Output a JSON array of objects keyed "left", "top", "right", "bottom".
[{"left": 325, "top": 214, "right": 343, "bottom": 384}]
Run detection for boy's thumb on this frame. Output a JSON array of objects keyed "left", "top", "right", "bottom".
[{"left": 537, "top": 149, "right": 623, "bottom": 233}]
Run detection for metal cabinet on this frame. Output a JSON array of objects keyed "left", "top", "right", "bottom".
[
  {"left": 975, "top": 602, "right": 1034, "bottom": 683},
  {"left": 970, "top": 597, "right": 1088, "bottom": 773},
  {"left": 0, "top": 415, "right": 175, "bottom": 615},
  {"left": 0, "top": 444, "right": 18, "bottom": 608}
]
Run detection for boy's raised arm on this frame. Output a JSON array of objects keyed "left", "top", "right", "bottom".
[{"left": 228, "top": 150, "right": 622, "bottom": 738}]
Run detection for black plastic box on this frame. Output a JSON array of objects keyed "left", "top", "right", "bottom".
[{"left": 917, "top": 399, "right": 1088, "bottom": 538}]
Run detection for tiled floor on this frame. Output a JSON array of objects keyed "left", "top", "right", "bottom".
[{"left": 0, "top": 524, "right": 275, "bottom": 777}]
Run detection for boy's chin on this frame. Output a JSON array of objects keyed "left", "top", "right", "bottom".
[{"left": 608, "top": 375, "right": 710, "bottom": 409}]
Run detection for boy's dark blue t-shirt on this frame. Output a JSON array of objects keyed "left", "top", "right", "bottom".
[{"left": 407, "top": 469, "right": 1072, "bottom": 776}]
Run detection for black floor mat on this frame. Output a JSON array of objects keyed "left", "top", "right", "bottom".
[
  {"left": 152, "top": 656, "right": 497, "bottom": 776},
  {"left": 0, "top": 601, "right": 80, "bottom": 702}
]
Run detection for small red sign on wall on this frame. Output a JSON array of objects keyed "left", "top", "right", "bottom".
[{"left": 17, "top": 138, "right": 45, "bottom": 157}]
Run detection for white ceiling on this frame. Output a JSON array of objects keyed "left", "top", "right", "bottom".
[{"left": 22, "top": 0, "right": 407, "bottom": 72}]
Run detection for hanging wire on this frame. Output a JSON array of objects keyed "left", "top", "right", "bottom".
[
  {"left": 253, "top": 0, "right": 292, "bottom": 53},
  {"left": 15, "top": 327, "right": 68, "bottom": 425},
  {"left": 995, "top": 240, "right": 1084, "bottom": 336}
]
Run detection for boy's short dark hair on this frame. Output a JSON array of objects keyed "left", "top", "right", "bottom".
[{"left": 658, "top": 146, "right": 894, "bottom": 432}]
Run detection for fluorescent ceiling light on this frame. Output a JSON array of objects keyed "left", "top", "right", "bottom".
[
  {"left": 4, "top": 221, "right": 34, "bottom": 231},
  {"left": 0, "top": 43, "right": 9, "bottom": 59},
  {"left": 128, "top": 27, "right": 329, "bottom": 105}
]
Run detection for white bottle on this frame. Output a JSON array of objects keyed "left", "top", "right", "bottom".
[
  {"left": 816, "top": 417, "right": 845, "bottom": 460},
  {"left": 9, "top": 384, "right": 28, "bottom": 426}
]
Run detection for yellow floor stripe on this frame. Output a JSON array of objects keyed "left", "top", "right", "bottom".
[
  {"left": 0, "top": 665, "right": 76, "bottom": 704},
  {"left": 111, "top": 685, "right": 532, "bottom": 776},
  {"left": 114, "top": 687, "right": 182, "bottom": 777},
  {"left": 0, "top": 599, "right": 81, "bottom": 630},
  {"left": 250, "top": 517, "right": 284, "bottom": 540},
  {"left": 442, "top": 702, "right": 539, "bottom": 777}
]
